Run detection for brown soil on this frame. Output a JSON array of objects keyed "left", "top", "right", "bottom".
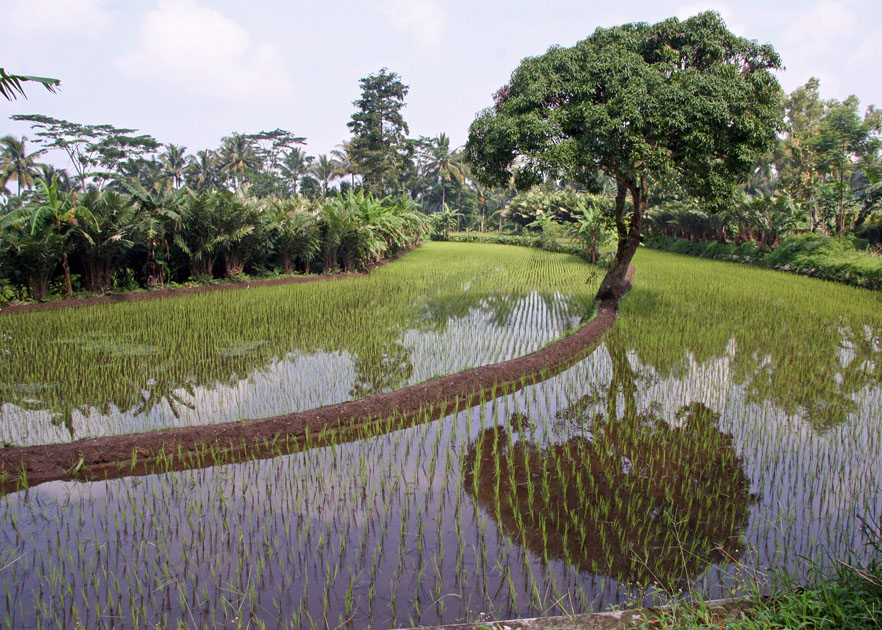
[{"left": 0, "top": 264, "right": 632, "bottom": 494}]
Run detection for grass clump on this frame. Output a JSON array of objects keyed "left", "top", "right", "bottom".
[{"left": 636, "top": 562, "right": 882, "bottom": 629}]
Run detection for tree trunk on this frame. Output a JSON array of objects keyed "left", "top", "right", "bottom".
[
  {"left": 191, "top": 255, "right": 216, "bottom": 278},
  {"left": 29, "top": 270, "right": 50, "bottom": 302},
  {"left": 62, "top": 251, "right": 73, "bottom": 297},
  {"left": 224, "top": 249, "right": 245, "bottom": 278},
  {"left": 596, "top": 176, "right": 645, "bottom": 301}
]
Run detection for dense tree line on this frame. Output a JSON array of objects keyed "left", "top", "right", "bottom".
[
  {"left": 0, "top": 178, "right": 428, "bottom": 301},
  {"left": 644, "top": 77, "right": 882, "bottom": 247}
]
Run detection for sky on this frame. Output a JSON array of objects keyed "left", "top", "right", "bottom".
[{"left": 2, "top": 0, "right": 881, "bottom": 169}]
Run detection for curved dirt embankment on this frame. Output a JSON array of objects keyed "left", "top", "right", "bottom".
[
  {"left": 0, "top": 249, "right": 412, "bottom": 316},
  {"left": 0, "top": 264, "right": 633, "bottom": 493}
]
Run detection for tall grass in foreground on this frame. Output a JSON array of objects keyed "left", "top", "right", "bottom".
[
  {"left": 0, "top": 242, "right": 598, "bottom": 445},
  {"left": 0, "top": 247, "right": 879, "bottom": 629}
]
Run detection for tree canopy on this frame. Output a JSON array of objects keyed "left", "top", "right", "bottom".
[
  {"left": 466, "top": 11, "right": 783, "bottom": 299},
  {"left": 347, "top": 68, "right": 411, "bottom": 196}
]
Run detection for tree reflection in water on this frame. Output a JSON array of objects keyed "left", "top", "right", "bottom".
[{"left": 464, "top": 345, "right": 752, "bottom": 590}]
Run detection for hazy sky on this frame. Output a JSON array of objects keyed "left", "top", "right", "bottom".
[{"left": 2, "top": 0, "right": 880, "bottom": 168}]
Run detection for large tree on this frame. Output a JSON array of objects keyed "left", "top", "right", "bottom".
[
  {"left": 10, "top": 114, "right": 159, "bottom": 191},
  {"left": 347, "top": 68, "right": 411, "bottom": 196},
  {"left": 466, "top": 12, "right": 783, "bottom": 299}
]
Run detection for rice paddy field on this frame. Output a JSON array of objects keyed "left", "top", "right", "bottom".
[
  {"left": 1, "top": 244, "right": 881, "bottom": 630},
  {"left": 0, "top": 242, "right": 596, "bottom": 445}
]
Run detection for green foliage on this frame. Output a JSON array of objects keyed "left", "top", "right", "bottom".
[
  {"left": 11, "top": 114, "right": 159, "bottom": 191},
  {"left": 347, "top": 68, "right": 412, "bottom": 196},
  {"left": 635, "top": 535, "right": 882, "bottom": 629},
  {"left": 0, "top": 135, "right": 45, "bottom": 195},
  {"left": 466, "top": 11, "right": 783, "bottom": 299},
  {"left": 0, "top": 67, "right": 59, "bottom": 100}
]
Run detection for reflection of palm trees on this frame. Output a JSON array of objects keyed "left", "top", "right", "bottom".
[{"left": 464, "top": 344, "right": 751, "bottom": 590}]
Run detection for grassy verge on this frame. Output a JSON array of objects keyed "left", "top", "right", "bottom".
[
  {"left": 637, "top": 564, "right": 882, "bottom": 629},
  {"left": 447, "top": 231, "right": 603, "bottom": 261},
  {"left": 645, "top": 233, "right": 882, "bottom": 291}
]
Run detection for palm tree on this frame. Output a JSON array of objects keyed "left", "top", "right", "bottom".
[
  {"left": 331, "top": 142, "right": 357, "bottom": 188},
  {"left": 280, "top": 147, "right": 313, "bottom": 196},
  {"left": 218, "top": 134, "right": 259, "bottom": 191},
  {"left": 0, "top": 136, "right": 44, "bottom": 195},
  {"left": 0, "top": 67, "right": 59, "bottom": 101},
  {"left": 435, "top": 203, "right": 461, "bottom": 240},
  {"left": 3, "top": 176, "right": 98, "bottom": 296},
  {"left": 270, "top": 197, "right": 320, "bottom": 273},
  {"left": 310, "top": 154, "right": 339, "bottom": 197},
  {"left": 125, "top": 180, "right": 186, "bottom": 287},
  {"left": 74, "top": 190, "right": 138, "bottom": 291},
  {"left": 173, "top": 191, "right": 227, "bottom": 278},
  {"left": 186, "top": 149, "right": 218, "bottom": 192},
  {"left": 160, "top": 144, "right": 187, "bottom": 189},
  {"left": 37, "top": 164, "right": 73, "bottom": 192},
  {"left": 423, "top": 133, "right": 467, "bottom": 211}
]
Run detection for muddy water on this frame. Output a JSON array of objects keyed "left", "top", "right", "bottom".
[{"left": 2, "top": 331, "right": 879, "bottom": 629}]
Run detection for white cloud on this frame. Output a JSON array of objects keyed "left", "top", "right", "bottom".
[
  {"left": 3, "top": 0, "right": 111, "bottom": 35},
  {"left": 783, "top": 0, "right": 855, "bottom": 49},
  {"left": 381, "top": 0, "right": 447, "bottom": 50},
  {"left": 675, "top": 2, "right": 746, "bottom": 36},
  {"left": 115, "top": 0, "right": 293, "bottom": 102},
  {"left": 775, "top": 1, "right": 857, "bottom": 95}
]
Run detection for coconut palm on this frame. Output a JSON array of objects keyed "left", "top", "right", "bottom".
[
  {"left": 218, "top": 134, "right": 259, "bottom": 191},
  {"left": 37, "top": 164, "right": 73, "bottom": 192},
  {"left": 310, "top": 154, "right": 339, "bottom": 197},
  {"left": 0, "top": 135, "right": 44, "bottom": 195},
  {"left": 331, "top": 142, "right": 357, "bottom": 188},
  {"left": 0, "top": 67, "right": 59, "bottom": 101},
  {"left": 423, "top": 133, "right": 467, "bottom": 211},
  {"left": 186, "top": 149, "right": 219, "bottom": 193},
  {"left": 280, "top": 147, "right": 313, "bottom": 196},
  {"left": 160, "top": 144, "right": 187, "bottom": 189}
]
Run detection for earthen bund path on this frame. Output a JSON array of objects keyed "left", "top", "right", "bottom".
[{"left": 0, "top": 259, "right": 633, "bottom": 494}]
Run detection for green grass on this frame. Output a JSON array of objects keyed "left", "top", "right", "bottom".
[{"left": 635, "top": 555, "right": 882, "bottom": 629}]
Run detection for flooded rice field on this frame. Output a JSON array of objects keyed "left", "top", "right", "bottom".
[
  {"left": 0, "top": 243, "right": 594, "bottom": 445},
  {"left": 1, "top": 246, "right": 880, "bottom": 629}
]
